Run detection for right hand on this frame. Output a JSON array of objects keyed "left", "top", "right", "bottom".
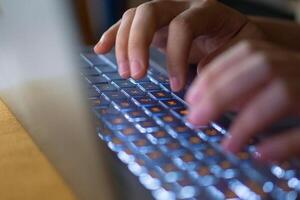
[{"left": 94, "top": 0, "right": 262, "bottom": 91}]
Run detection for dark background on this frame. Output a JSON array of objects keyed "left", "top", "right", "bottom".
[{"left": 75, "top": 0, "right": 295, "bottom": 45}]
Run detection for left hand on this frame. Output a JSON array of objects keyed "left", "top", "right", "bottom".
[{"left": 185, "top": 40, "right": 300, "bottom": 162}]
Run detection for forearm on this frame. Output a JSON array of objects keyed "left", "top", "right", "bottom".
[{"left": 250, "top": 16, "right": 300, "bottom": 51}]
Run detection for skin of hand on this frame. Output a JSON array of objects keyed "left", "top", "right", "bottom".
[
  {"left": 94, "top": 0, "right": 264, "bottom": 91},
  {"left": 185, "top": 40, "right": 300, "bottom": 162}
]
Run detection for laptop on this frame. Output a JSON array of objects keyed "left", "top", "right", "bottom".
[{"left": 0, "top": 1, "right": 299, "bottom": 200}]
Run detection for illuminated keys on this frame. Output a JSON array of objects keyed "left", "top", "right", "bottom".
[
  {"left": 181, "top": 135, "right": 206, "bottom": 151},
  {"left": 95, "top": 107, "right": 118, "bottom": 117},
  {"left": 112, "top": 99, "right": 137, "bottom": 111},
  {"left": 103, "top": 91, "right": 127, "bottom": 100},
  {"left": 132, "top": 138, "right": 151, "bottom": 149},
  {"left": 108, "top": 136, "right": 124, "bottom": 151},
  {"left": 134, "top": 96, "right": 157, "bottom": 107},
  {"left": 125, "top": 110, "right": 148, "bottom": 121},
  {"left": 146, "top": 150, "right": 163, "bottom": 161},
  {"left": 95, "top": 83, "right": 117, "bottom": 92},
  {"left": 160, "top": 140, "right": 182, "bottom": 155},
  {"left": 139, "top": 82, "right": 161, "bottom": 91},
  {"left": 243, "top": 180, "right": 267, "bottom": 197},
  {"left": 88, "top": 88, "right": 101, "bottom": 98},
  {"left": 156, "top": 74, "right": 170, "bottom": 83},
  {"left": 170, "top": 124, "right": 195, "bottom": 138},
  {"left": 161, "top": 99, "right": 185, "bottom": 109},
  {"left": 104, "top": 115, "right": 129, "bottom": 129},
  {"left": 150, "top": 91, "right": 173, "bottom": 100},
  {"left": 136, "top": 118, "right": 159, "bottom": 132},
  {"left": 159, "top": 114, "right": 181, "bottom": 126},
  {"left": 122, "top": 87, "right": 145, "bottom": 97},
  {"left": 173, "top": 107, "right": 189, "bottom": 117},
  {"left": 191, "top": 164, "right": 216, "bottom": 186},
  {"left": 212, "top": 180, "right": 239, "bottom": 199},
  {"left": 146, "top": 105, "right": 168, "bottom": 115},
  {"left": 174, "top": 151, "right": 198, "bottom": 170},
  {"left": 236, "top": 151, "right": 251, "bottom": 162},
  {"left": 147, "top": 129, "right": 171, "bottom": 144},
  {"left": 119, "top": 126, "right": 140, "bottom": 138},
  {"left": 201, "top": 127, "right": 224, "bottom": 142},
  {"left": 113, "top": 80, "right": 135, "bottom": 88},
  {"left": 90, "top": 96, "right": 109, "bottom": 107}
]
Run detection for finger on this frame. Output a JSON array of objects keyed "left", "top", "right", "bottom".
[
  {"left": 185, "top": 40, "right": 256, "bottom": 105},
  {"left": 94, "top": 20, "right": 121, "bottom": 54},
  {"left": 222, "top": 80, "right": 292, "bottom": 153},
  {"left": 128, "top": 1, "right": 188, "bottom": 79},
  {"left": 187, "top": 53, "right": 270, "bottom": 126},
  {"left": 255, "top": 128, "right": 300, "bottom": 162},
  {"left": 116, "top": 8, "right": 136, "bottom": 78}
]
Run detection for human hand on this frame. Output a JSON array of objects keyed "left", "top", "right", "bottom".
[
  {"left": 185, "top": 40, "right": 300, "bottom": 162},
  {"left": 94, "top": 0, "right": 262, "bottom": 91}
]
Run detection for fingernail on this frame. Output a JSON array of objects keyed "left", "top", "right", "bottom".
[
  {"left": 130, "top": 60, "right": 142, "bottom": 79},
  {"left": 118, "top": 61, "right": 130, "bottom": 78},
  {"left": 99, "top": 34, "right": 105, "bottom": 44},
  {"left": 170, "top": 77, "right": 181, "bottom": 92}
]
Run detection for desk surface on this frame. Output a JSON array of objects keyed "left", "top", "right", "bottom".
[{"left": 0, "top": 100, "right": 76, "bottom": 200}]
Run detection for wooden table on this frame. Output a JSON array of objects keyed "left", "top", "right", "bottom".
[{"left": 0, "top": 100, "right": 76, "bottom": 200}]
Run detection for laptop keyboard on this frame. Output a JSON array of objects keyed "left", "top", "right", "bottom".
[{"left": 81, "top": 51, "right": 300, "bottom": 200}]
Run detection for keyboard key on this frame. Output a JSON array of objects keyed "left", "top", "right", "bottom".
[
  {"left": 108, "top": 136, "right": 124, "bottom": 151},
  {"left": 134, "top": 96, "right": 157, "bottom": 107},
  {"left": 112, "top": 99, "right": 137, "bottom": 111},
  {"left": 147, "top": 129, "right": 172, "bottom": 144},
  {"left": 156, "top": 74, "right": 170, "bottom": 83},
  {"left": 181, "top": 135, "right": 206, "bottom": 151},
  {"left": 103, "top": 91, "right": 127, "bottom": 100},
  {"left": 118, "top": 126, "right": 140, "bottom": 139},
  {"left": 95, "top": 83, "right": 117, "bottom": 92},
  {"left": 122, "top": 87, "right": 145, "bottom": 97},
  {"left": 104, "top": 72, "right": 124, "bottom": 80},
  {"left": 113, "top": 80, "right": 136, "bottom": 88},
  {"left": 94, "top": 107, "right": 119, "bottom": 118},
  {"left": 88, "top": 88, "right": 101, "bottom": 98},
  {"left": 174, "top": 151, "right": 198, "bottom": 170},
  {"left": 173, "top": 107, "right": 189, "bottom": 117},
  {"left": 136, "top": 118, "right": 159, "bottom": 132},
  {"left": 201, "top": 127, "right": 224, "bottom": 142},
  {"left": 161, "top": 99, "right": 185, "bottom": 109},
  {"left": 125, "top": 110, "right": 149, "bottom": 121},
  {"left": 81, "top": 68, "right": 100, "bottom": 76},
  {"left": 170, "top": 124, "right": 195, "bottom": 138},
  {"left": 145, "top": 149, "right": 164, "bottom": 162},
  {"left": 86, "top": 75, "right": 109, "bottom": 84},
  {"left": 191, "top": 165, "right": 216, "bottom": 186},
  {"left": 159, "top": 114, "right": 182, "bottom": 126},
  {"left": 139, "top": 82, "right": 161, "bottom": 92},
  {"left": 150, "top": 91, "right": 173, "bottom": 100},
  {"left": 133, "top": 76, "right": 151, "bottom": 83},
  {"left": 95, "top": 64, "right": 116, "bottom": 73},
  {"left": 132, "top": 138, "right": 152, "bottom": 150},
  {"left": 83, "top": 53, "right": 105, "bottom": 65},
  {"left": 209, "top": 180, "right": 239, "bottom": 199},
  {"left": 146, "top": 105, "right": 168, "bottom": 116},
  {"left": 103, "top": 115, "right": 130, "bottom": 130},
  {"left": 160, "top": 140, "right": 183, "bottom": 155},
  {"left": 90, "top": 96, "right": 110, "bottom": 107}
]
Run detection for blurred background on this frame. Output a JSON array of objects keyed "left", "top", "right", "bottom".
[{"left": 75, "top": 0, "right": 300, "bottom": 45}]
